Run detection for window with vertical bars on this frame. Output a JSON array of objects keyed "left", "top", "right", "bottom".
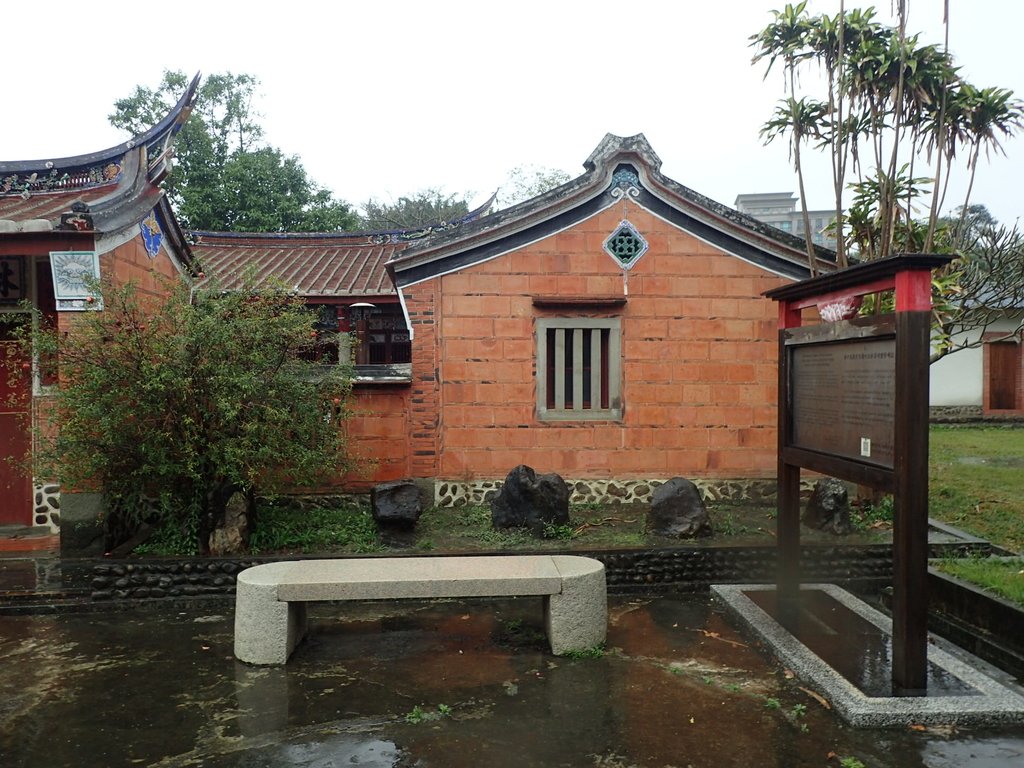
[{"left": 536, "top": 317, "right": 622, "bottom": 420}]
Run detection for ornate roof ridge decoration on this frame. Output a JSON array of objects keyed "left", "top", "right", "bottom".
[
  {"left": 0, "top": 75, "right": 200, "bottom": 243},
  {"left": 0, "top": 73, "right": 200, "bottom": 193},
  {"left": 386, "top": 133, "right": 838, "bottom": 288}
]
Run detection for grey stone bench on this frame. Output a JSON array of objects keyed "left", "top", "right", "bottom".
[{"left": 234, "top": 555, "right": 607, "bottom": 665}]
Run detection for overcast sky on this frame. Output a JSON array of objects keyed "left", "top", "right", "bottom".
[{"left": 6, "top": 1, "right": 1023, "bottom": 225}]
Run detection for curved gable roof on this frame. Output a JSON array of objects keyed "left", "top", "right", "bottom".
[
  {"left": 387, "top": 133, "right": 836, "bottom": 288},
  {"left": 0, "top": 74, "right": 200, "bottom": 238}
]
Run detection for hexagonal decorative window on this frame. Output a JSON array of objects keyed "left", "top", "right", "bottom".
[{"left": 603, "top": 219, "right": 648, "bottom": 270}]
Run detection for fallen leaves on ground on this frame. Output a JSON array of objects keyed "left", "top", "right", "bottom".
[
  {"left": 798, "top": 685, "right": 831, "bottom": 709},
  {"left": 573, "top": 517, "right": 638, "bottom": 535},
  {"left": 691, "top": 629, "right": 748, "bottom": 648}
]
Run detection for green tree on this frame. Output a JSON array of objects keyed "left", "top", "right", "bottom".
[
  {"left": 19, "top": 277, "right": 353, "bottom": 554},
  {"left": 110, "top": 70, "right": 358, "bottom": 232},
  {"left": 750, "top": 1, "right": 821, "bottom": 273},
  {"left": 930, "top": 205, "right": 1024, "bottom": 363},
  {"left": 751, "top": 4, "right": 1023, "bottom": 261},
  {"left": 360, "top": 188, "right": 472, "bottom": 231},
  {"left": 494, "top": 165, "right": 572, "bottom": 209}
]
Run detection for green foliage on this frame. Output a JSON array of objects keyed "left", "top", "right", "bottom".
[
  {"left": 937, "top": 557, "right": 1024, "bottom": 606},
  {"left": 928, "top": 207, "right": 1024, "bottom": 363},
  {"left": 563, "top": 644, "right": 605, "bottom": 660},
  {"left": 360, "top": 188, "right": 472, "bottom": 231},
  {"left": 752, "top": 4, "right": 1024, "bottom": 267},
  {"left": 717, "top": 513, "right": 751, "bottom": 536},
  {"left": 18, "top": 277, "right": 353, "bottom": 553},
  {"left": 403, "top": 704, "right": 451, "bottom": 724},
  {"left": 929, "top": 426, "right": 1024, "bottom": 553},
  {"left": 403, "top": 705, "right": 426, "bottom": 724},
  {"left": 248, "top": 503, "right": 382, "bottom": 554},
  {"left": 133, "top": 511, "right": 200, "bottom": 557},
  {"left": 109, "top": 70, "right": 358, "bottom": 232},
  {"left": 839, "top": 758, "right": 867, "bottom": 768},
  {"left": 541, "top": 521, "right": 577, "bottom": 540},
  {"left": 763, "top": 696, "right": 782, "bottom": 710},
  {"left": 493, "top": 165, "right": 572, "bottom": 210},
  {"left": 416, "top": 505, "right": 535, "bottom": 549},
  {"left": 851, "top": 496, "right": 895, "bottom": 532}
]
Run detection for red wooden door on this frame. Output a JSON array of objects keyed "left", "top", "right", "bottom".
[
  {"left": 989, "top": 342, "right": 1020, "bottom": 410},
  {"left": 0, "top": 327, "right": 32, "bottom": 525}
]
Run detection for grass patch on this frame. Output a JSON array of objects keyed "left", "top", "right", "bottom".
[
  {"left": 935, "top": 557, "right": 1024, "bottom": 606},
  {"left": 850, "top": 496, "right": 894, "bottom": 532},
  {"left": 929, "top": 426, "right": 1024, "bottom": 553},
  {"left": 248, "top": 502, "right": 383, "bottom": 554},
  {"left": 563, "top": 644, "right": 606, "bottom": 660}
]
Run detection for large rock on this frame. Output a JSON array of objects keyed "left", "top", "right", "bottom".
[
  {"left": 209, "top": 492, "right": 252, "bottom": 555},
  {"left": 803, "top": 477, "right": 852, "bottom": 535},
  {"left": 490, "top": 465, "right": 570, "bottom": 534},
  {"left": 59, "top": 492, "right": 107, "bottom": 557},
  {"left": 647, "top": 477, "right": 711, "bottom": 538},
  {"left": 371, "top": 480, "right": 424, "bottom": 528}
]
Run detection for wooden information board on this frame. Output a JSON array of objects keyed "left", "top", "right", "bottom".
[
  {"left": 765, "top": 254, "right": 954, "bottom": 695},
  {"left": 791, "top": 338, "right": 895, "bottom": 468}
]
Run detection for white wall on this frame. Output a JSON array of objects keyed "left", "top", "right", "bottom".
[
  {"left": 930, "top": 337, "right": 983, "bottom": 406},
  {"left": 929, "top": 316, "right": 1021, "bottom": 406}
]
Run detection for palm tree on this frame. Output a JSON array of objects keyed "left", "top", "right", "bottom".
[
  {"left": 958, "top": 85, "right": 1024, "bottom": 232},
  {"left": 750, "top": 2, "right": 820, "bottom": 274},
  {"left": 760, "top": 97, "right": 827, "bottom": 275}
]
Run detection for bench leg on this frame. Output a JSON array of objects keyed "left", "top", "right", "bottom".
[
  {"left": 545, "top": 557, "right": 608, "bottom": 655},
  {"left": 234, "top": 579, "right": 307, "bottom": 665}
]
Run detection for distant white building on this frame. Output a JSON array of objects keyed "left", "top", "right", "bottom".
[{"left": 735, "top": 192, "right": 837, "bottom": 250}]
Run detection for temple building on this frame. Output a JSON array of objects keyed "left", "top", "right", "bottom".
[{"left": 0, "top": 76, "right": 200, "bottom": 529}]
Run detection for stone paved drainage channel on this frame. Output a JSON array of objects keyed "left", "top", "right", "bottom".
[{"left": 2, "top": 595, "right": 1024, "bottom": 767}]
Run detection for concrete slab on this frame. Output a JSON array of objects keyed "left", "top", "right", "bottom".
[
  {"left": 262, "top": 555, "right": 565, "bottom": 601},
  {"left": 712, "top": 583, "right": 1024, "bottom": 728}
]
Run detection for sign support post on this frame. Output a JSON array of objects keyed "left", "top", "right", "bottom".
[{"left": 765, "top": 254, "right": 952, "bottom": 694}]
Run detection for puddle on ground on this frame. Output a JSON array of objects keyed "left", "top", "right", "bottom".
[
  {"left": 1, "top": 595, "right": 1023, "bottom": 767},
  {"left": 956, "top": 456, "right": 1024, "bottom": 468}
]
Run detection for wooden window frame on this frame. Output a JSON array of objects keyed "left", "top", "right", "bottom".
[{"left": 536, "top": 317, "right": 622, "bottom": 421}]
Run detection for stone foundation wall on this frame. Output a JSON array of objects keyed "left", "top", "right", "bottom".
[
  {"left": 930, "top": 405, "right": 984, "bottom": 422},
  {"left": 88, "top": 544, "right": 905, "bottom": 602},
  {"left": 930, "top": 405, "right": 1024, "bottom": 424},
  {"left": 434, "top": 477, "right": 816, "bottom": 508},
  {"left": 33, "top": 483, "right": 60, "bottom": 533}
]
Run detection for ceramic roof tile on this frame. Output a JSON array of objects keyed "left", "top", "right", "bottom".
[{"left": 191, "top": 233, "right": 407, "bottom": 296}]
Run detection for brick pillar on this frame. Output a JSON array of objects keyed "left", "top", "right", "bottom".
[{"left": 404, "top": 283, "right": 440, "bottom": 478}]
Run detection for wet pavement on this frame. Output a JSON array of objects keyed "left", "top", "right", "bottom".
[{"left": 2, "top": 589, "right": 1024, "bottom": 767}]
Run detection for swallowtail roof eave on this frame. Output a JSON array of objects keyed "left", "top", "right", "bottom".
[{"left": 387, "top": 133, "right": 836, "bottom": 287}]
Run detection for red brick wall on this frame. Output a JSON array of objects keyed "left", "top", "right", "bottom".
[
  {"left": 339, "top": 387, "right": 412, "bottom": 489},
  {"left": 104, "top": 234, "right": 180, "bottom": 298},
  {"left": 428, "top": 202, "right": 790, "bottom": 481},
  {"left": 405, "top": 281, "right": 442, "bottom": 477}
]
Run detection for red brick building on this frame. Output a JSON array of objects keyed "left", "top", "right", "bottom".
[
  {"left": 0, "top": 77, "right": 199, "bottom": 529},
  {"left": 199, "top": 134, "right": 834, "bottom": 505}
]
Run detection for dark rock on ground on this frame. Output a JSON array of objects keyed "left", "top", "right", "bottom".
[
  {"left": 490, "top": 465, "right": 570, "bottom": 534},
  {"left": 647, "top": 477, "right": 711, "bottom": 539},
  {"left": 371, "top": 480, "right": 424, "bottom": 529},
  {"left": 803, "top": 477, "right": 852, "bottom": 535}
]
